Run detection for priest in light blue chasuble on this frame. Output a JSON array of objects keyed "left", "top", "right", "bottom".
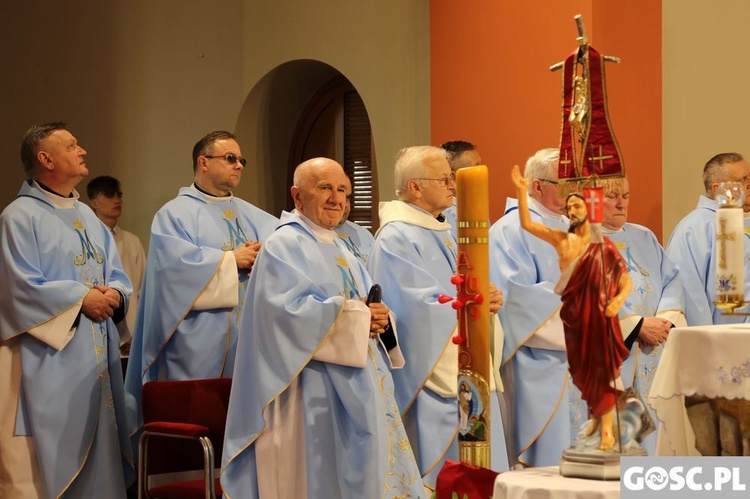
[
  {"left": 489, "top": 148, "right": 585, "bottom": 467},
  {"left": 0, "top": 123, "right": 133, "bottom": 498},
  {"left": 666, "top": 152, "right": 750, "bottom": 326},
  {"left": 601, "top": 177, "right": 685, "bottom": 456},
  {"left": 124, "top": 131, "right": 278, "bottom": 453},
  {"left": 222, "top": 158, "right": 423, "bottom": 499},
  {"left": 368, "top": 146, "right": 508, "bottom": 491}
]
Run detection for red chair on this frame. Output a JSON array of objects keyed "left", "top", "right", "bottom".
[{"left": 138, "top": 378, "right": 232, "bottom": 499}]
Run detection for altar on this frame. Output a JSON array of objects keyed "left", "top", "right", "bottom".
[
  {"left": 648, "top": 324, "right": 750, "bottom": 456},
  {"left": 493, "top": 466, "right": 620, "bottom": 499}
]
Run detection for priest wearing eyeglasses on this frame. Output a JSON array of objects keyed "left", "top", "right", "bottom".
[
  {"left": 368, "top": 146, "right": 508, "bottom": 491},
  {"left": 124, "top": 130, "right": 278, "bottom": 452},
  {"left": 488, "top": 148, "right": 585, "bottom": 467}
]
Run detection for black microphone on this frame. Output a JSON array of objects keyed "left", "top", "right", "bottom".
[
  {"left": 366, "top": 284, "right": 382, "bottom": 305},
  {"left": 366, "top": 284, "right": 397, "bottom": 351}
]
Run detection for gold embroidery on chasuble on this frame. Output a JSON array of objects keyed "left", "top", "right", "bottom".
[
  {"left": 616, "top": 241, "right": 653, "bottom": 315},
  {"left": 334, "top": 256, "right": 360, "bottom": 300},
  {"left": 73, "top": 219, "right": 104, "bottom": 266},
  {"left": 220, "top": 208, "right": 249, "bottom": 251},
  {"left": 368, "top": 348, "right": 419, "bottom": 495}
]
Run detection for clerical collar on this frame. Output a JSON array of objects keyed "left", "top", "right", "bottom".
[
  {"left": 294, "top": 210, "right": 337, "bottom": 243},
  {"left": 35, "top": 180, "right": 73, "bottom": 199},
  {"left": 601, "top": 225, "right": 624, "bottom": 234},
  {"left": 192, "top": 182, "right": 232, "bottom": 201},
  {"left": 31, "top": 180, "right": 79, "bottom": 209}
]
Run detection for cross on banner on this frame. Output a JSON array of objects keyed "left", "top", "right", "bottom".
[
  {"left": 588, "top": 145, "right": 614, "bottom": 173},
  {"left": 559, "top": 150, "right": 573, "bottom": 178},
  {"left": 585, "top": 191, "right": 599, "bottom": 214}
]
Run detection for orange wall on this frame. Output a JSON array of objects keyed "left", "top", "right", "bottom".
[{"left": 430, "top": 0, "right": 662, "bottom": 237}]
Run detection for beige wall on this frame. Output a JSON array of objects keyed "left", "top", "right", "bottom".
[
  {"left": 1, "top": 1, "right": 248, "bottom": 243},
  {"left": 663, "top": 0, "right": 750, "bottom": 240},
  {"left": 1, "top": 0, "right": 431, "bottom": 245}
]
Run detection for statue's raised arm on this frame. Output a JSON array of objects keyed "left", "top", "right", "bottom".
[{"left": 511, "top": 164, "right": 569, "bottom": 255}]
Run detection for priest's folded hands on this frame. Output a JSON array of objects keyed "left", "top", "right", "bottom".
[{"left": 82, "top": 285, "right": 122, "bottom": 322}]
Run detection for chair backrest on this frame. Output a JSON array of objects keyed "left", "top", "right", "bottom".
[{"left": 141, "top": 378, "right": 232, "bottom": 475}]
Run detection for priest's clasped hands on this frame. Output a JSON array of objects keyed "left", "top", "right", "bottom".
[
  {"left": 82, "top": 285, "right": 122, "bottom": 323},
  {"left": 234, "top": 240, "right": 263, "bottom": 270}
]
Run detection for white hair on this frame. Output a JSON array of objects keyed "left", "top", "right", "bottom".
[
  {"left": 523, "top": 148, "right": 559, "bottom": 194},
  {"left": 394, "top": 146, "right": 449, "bottom": 199}
]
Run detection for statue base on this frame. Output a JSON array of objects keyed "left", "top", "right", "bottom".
[{"left": 559, "top": 447, "right": 646, "bottom": 480}]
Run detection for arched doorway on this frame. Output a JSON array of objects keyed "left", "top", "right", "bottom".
[
  {"left": 288, "top": 75, "right": 377, "bottom": 230},
  {"left": 235, "top": 60, "right": 377, "bottom": 230}
]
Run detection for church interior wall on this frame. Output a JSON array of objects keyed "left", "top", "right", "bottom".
[
  {"left": 2, "top": 1, "right": 749, "bottom": 244},
  {"left": 1, "top": 0, "right": 249, "bottom": 244},
  {"left": 0, "top": 0, "right": 431, "bottom": 246},
  {"left": 235, "top": 0, "right": 431, "bottom": 222},
  {"left": 431, "top": 0, "right": 663, "bottom": 238},
  {"left": 662, "top": 0, "right": 750, "bottom": 241}
]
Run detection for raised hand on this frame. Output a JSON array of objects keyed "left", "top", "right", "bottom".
[{"left": 511, "top": 164, "right": 528, "bottom": 191}]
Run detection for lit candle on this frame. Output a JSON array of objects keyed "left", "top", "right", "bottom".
[{"left": 455, "top": 165, "right": 491, "bottom": 467}]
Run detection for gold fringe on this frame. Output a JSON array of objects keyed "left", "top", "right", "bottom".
[{"left": 557, "top": 174, "right": 626, "bottom": 198}]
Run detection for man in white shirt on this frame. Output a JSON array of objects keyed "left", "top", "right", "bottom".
[{"left": 87, "top": 175, "right": 146, "bottom": 357}]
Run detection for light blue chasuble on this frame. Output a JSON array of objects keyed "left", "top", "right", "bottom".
[
  {"left": 369, "top": 200, "right": 508, "bottom": 488},
  {"left": 489, "top": 197, "right": 584, "bottom": 467},
  {"left": 0, "top": 181, "right": 133, "bottom": 498},
  {"left": 605, "top": 223, "right": 685, "bottom": 455},
  {"left": 335, "top": 219, "right": 375, "bottom": 265},
  {"left": 124, "top": 186, "right": 278, "bottom": 452},
  {"left": 221, "top": 210, "right": 423, "bottom": 499},
  {"left": 666, "top": 195, "right": 750, "bottom": 326}
]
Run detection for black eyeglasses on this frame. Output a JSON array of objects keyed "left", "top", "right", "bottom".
[
  {"left": 203, "top": 153, "right": 247, "bottom": 167},
  {"left": 415, "top": 172, "right": 457, "bottom": 187},
  {"left": 539, "top": 179, "right": 558, "bottom": 185}
]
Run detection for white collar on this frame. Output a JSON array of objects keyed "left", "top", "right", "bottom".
[
  {"left": 32, "top": 180, "right": 79, "bottom": 209},
  {"left": 294, "top": 210, "right": 337, "bottom": 244},
  {"left": 377, "top": 200, "right": 451, "bottom": 232}
]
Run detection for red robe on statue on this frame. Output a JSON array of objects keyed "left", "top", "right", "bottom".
[{"left": 559, "top": 236, "right": 630, "bottom": 418}]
